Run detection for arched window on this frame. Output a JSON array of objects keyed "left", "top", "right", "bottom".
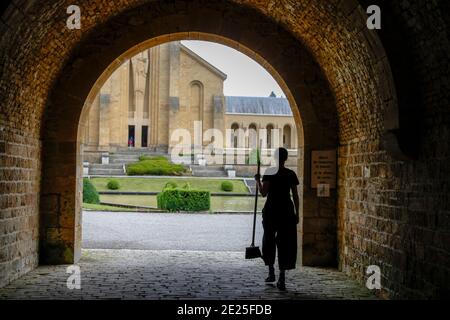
[
  {"left": 231, "top": 123, "right": 239, "bottom": 148},
  {"left": 283, "top": 124, "right": 292, "bottom": 149},
  {"left": 266, "top": 124, "right": 274, "bottom": 149},
  {"left": 189, "top": 81, "right": 203, "bottom": 120},
  {"left": 128, "top": 59, "right": 136, "bottom": 118},
  {"left": 248, "top": 123, "right": 258, "bottom": 149}
]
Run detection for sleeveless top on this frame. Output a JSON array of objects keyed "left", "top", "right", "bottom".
[{"left": 262, "top": 166, "right": 299, "bottom": 220}]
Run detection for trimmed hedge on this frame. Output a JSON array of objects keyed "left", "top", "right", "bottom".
[
  {"left": 107, "top": 179, "right": 120, "bottom": 190},
  {"left": 127, "top": 156, "right": 187, "bottom": 176},
  {"left": 221, "top": 181, "right": 234, "bottom": 192},
  {"left": 139, "top": 155, "right": 167, "bottom": 162},
  {"left": 157, "top": 189, "right": 210, "bottom": 212},
  {"left": 83, "top": 178, "right": 100, "bottom": 204}
]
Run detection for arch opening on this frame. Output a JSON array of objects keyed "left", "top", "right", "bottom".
[
  {"left": 44, "top": 25, "right": 338, "bottom": 268},
  {"left": 2, "top": 0, "right": 448, "bottom": 300},
  {"left": 36, "top": 0, "right": 395, "bottom": 274}
]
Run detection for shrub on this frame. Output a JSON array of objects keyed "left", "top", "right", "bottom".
[
  {"left": 83, "top": 178, "right": 100, "bottom": 204},
  {"left": 127, "top": 156, "right": 187, "bottom": 176},
  {"left": 139, "top": 155, "right": 167, "bottom": 162},
  {"left": 107, "top": 179, "right": 120, "bottom": 190},
  {"left": 221, "top": 181, "right": 234, "bottom": 192},
  {"left": 157, "top": 189, "right": 210, "bottom": 212}
]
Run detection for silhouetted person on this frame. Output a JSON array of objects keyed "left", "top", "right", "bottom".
[{"left": 255, "top": 147, "right": 300, "bottom": 290}]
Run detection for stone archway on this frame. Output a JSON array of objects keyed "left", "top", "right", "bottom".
[
  {"left": 42, "top": 38, "right": 341, "bottom": 269},
  {"left": 9, "top": 0, "right": 445, "bottom": 298},
  {"left": 37, "top": 0, "right": 397, "bottom": 269}
]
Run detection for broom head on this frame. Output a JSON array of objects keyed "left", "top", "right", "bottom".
[{"left": 245, "top": 245, "right": 262, "bottom": 259}]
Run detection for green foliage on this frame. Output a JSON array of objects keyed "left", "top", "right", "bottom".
[
  {"left": 127, "top": 156, "right": 187, "bottom": 176},
  {"left": 139, "top": 155, "right": 167, "bottom": 162},
  {"left": 157, "top": 188, "right": 210, "bottom": 212},
  {"left": 221, "top": 181, "right": 234, "bottom": 192},
  {"left": 83, "top": 178, "right": 100, "bottom": 204},
  {"left": 107, "top": 179, "right": 120, "bottom": 190}
]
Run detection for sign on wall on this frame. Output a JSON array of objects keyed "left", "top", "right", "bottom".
[{"left": 311, "top": 150, "right": 337, "bottom": 189}]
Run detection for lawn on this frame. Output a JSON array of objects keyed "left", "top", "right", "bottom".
[
  {"left": 100, "top": 194, "right": 265, "bottom": 212},
  {"left": 82, "top": 203, "right": 135, "bottom": 212},
  {"left": 91, "top": 177, "right": 249, "bottom": 193}
]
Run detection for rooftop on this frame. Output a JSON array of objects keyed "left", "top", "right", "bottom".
[{"left": 225, "top": 96, "right": 292, "bottom": 116}]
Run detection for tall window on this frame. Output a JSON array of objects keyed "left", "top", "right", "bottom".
[
  {"left": 266, "top": 124, "right": 274, "bottom": 149},
  {"left": 143, "top": 50, "right": 151, "bottom": 119},
  {"left": 283, "top": 124, "right": 291, "bottom": 149},
  {"left": 128, "top": 59, "right": 136, "bottom": 118},
  {"left": 231, "top": 123, "right": 239, "bottom": 148},
  {"left": 190, "top": 81, "right": 203, "bottom": 120},
  {"left": 248, "top": 123, "right": 258, "bottom": 149}
]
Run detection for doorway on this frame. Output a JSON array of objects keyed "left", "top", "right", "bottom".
[
  {"left": 141, "top": 125, "right": 148, "bottom": 148},
  {"left": 128, "top": 125, "right": 135, "bottom": 147}
]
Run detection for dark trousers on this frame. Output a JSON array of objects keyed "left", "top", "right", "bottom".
[{"left": 262, "top": 216, "right": 297, "bottom": 271}]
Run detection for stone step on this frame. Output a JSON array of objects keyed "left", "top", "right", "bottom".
[
  {"left": 111, "top": 150, "right": 168, "bottom": 156},
  {"left": 89, "top": 168, "right": 125, "bottom": 176},
  {"left": 191, "top": 165, "right": 227, "bottom": 177},
  {"left": 110, "top": 158, "right": 140, "bottom": 164},
  {"left": 191, "top": 167, "right": 225, "bottom": 171},
  {"left": 192, "top": 170, "right": 227, "bottom": 175},
  {"left": 109, "top": 153, "right": 169, "bottom": 164},
  {"left": 90, "top": 164, "right": 124, "bottom": 169},
  {"left": 192, "top": 171, "right": 227, "bottom": 177},
  {"left": 110, "top": 155, "right": 140, "bottom": 160}
]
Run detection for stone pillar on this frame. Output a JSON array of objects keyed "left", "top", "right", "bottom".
[
  {"left": 168, "top": 42, "right": 180, "bottom": 151},
  {"left": 151, "top": 47, "right": 162, "bottom": 150},
  {"left": 98, "top": 89, "right": 110, "bottom": 149}
]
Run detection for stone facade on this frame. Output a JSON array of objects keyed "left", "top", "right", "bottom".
[
  {"left": 0, "top": 0, "right": 448, "bottom": 299},
  {"left": 81, "top": 41, "right": 298, "bottom": 161}
]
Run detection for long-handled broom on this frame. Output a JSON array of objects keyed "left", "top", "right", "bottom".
[{"left": 245, "top": 147, "right": 262, "bottom": 259}]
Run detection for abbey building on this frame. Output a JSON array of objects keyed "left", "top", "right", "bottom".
[{"left": 81, "top": 41, "right": 298, "bottom": 161}]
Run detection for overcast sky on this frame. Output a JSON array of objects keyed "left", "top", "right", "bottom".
[{"left": 181, "top": 40, "right": 285, "bottom": 98}]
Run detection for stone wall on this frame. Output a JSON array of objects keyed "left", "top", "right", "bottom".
[
  {"left": 0, "top": 126, "right": 40, "bottom": 287},
  {"left": 338, "top": 1, "right": 450, "bottom": 299},
  {"left": 0, "top": 0, "right": 448, "bottom": 299}
]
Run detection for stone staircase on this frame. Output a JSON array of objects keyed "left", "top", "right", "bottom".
[
  {"left": 109, "top": 150, "right": 168, "bottom": 165},
  {"left": 190, "top": 165, "right": 227, "bottom": 177},
  {"left": 109, "top": 153, "right": 140, "bottom": 165},
  {"left": 89, "top": 163, "right": 125, "bottom": 176},
  {"left": 87, "top": 150, "right": 171, "bottom": 176}
]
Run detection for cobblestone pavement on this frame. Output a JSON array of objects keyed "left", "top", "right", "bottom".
[{"left": 0, "top": 249, "right": 377, "bottom": 300}]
